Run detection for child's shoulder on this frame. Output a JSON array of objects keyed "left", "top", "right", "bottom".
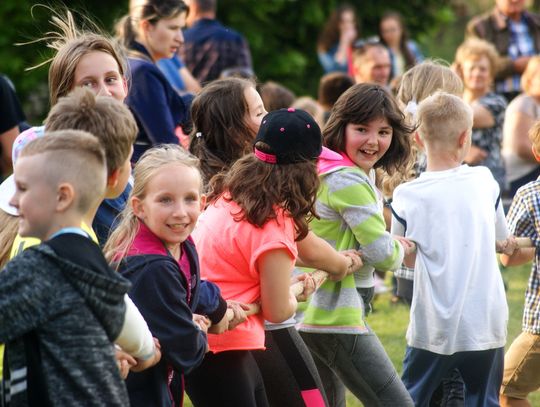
[{"left": 515, "top": 178, "right": 540, "bottom": 200}]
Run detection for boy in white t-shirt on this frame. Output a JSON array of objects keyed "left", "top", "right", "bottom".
[{"left": 390, "top": 92, "right": 517, "bottom": 406}]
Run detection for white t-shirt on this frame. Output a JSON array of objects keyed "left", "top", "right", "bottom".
[{"left": 391, "top": 165, "right": 508, "bottom": 355}]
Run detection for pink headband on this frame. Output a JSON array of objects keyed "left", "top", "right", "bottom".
[{"left": 254, "top": 147, "right": 277, "bottom": 164}]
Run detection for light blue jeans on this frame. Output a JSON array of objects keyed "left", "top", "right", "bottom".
[{"left": 300, "top": 331, "right": 414, "bottom": 407}]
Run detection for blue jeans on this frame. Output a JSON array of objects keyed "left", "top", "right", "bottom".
[
  {"left": 402, "top": 346, "right": 504, "bottom": 407},
  {"left": 300, "top": 331, "right": 414, "bottom": 407}
]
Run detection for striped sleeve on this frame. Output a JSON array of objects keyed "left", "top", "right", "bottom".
[{"left": 325, "top": 170, "right": 403, "bottom": 270}]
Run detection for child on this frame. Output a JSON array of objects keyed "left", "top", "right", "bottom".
[
  {"left": 391, "top": 92, "right": 515, "bottom": 406},
  {"left": 298, "top": 83, "right": 415, "bottom": 406},
  {"left": 189, "top": 77, "right": 267, "bottom": 187},
  {"left": 499, "top": 119, "right": 540, "bottom": 407},
  {"left": 190, "top": 83, "right": 361, "bottom": 406},
  {"left": 1, "top": 88, "right": 160, "bottom": 377},
  {"left": 186, "top": 108, "right": 354, "bottom": 406},
  {"left": 14, "top": 9, "right": 130, "bottom": 245},
  {"left": 0, "top": 131, "right": 129, "bottom": 406},
  {"left": 104, "top": 145, "right": 228, "bottom": 406}
]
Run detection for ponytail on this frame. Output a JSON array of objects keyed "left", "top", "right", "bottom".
[{"left": 116, "top": 15, "right": 136, "bottom": 48}]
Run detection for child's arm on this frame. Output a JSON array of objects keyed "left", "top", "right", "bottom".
[
  {"left": 296, "top": 231, "right": 362, "bottom": 281},
  {"left": 195, "top": 280, "right": 229, "bottom": 334},
  {"left": 390, "top": 204, "right": 416, "bottom": 268},
  {"left": 258, "top": 248, "right": 297, "bottom": 323},
  {"left": 127, "top": 259, "right": 208, "bottom": 374},
  {"left": 115, "top": 295, "right": 159, "bottom": 363}
]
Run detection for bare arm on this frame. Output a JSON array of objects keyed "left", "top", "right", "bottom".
[
  {"left": 258, "top": 249, "right": 297, "bottom": 323},
  {"left": 471, "top": 101, "right": 495, "bottom": 128},
  {"left": 500, "top": 248, "right": 535, "bottom": 267},
  {"left": 179, "top": 67, "right": 201, "bottom": 94},
  {"left": 504, "top": 111, "right": 536, "bottom": 162}
]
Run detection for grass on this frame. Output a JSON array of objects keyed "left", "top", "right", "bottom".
[{"left": 185, "top": 262, "right": 539, "bottom": 406}]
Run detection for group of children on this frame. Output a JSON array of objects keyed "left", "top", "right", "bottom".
[{"left": 1, "top": 7, "right": 540, "bottom": 407}]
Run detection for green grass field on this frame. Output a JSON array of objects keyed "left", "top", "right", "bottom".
[{"left": 185, "top": 262, "right": 539, "bottom": 406}]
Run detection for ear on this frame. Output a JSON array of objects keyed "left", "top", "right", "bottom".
[
  {"left": 122, "top": 77, "right": 128, "bottom": 96},
  {"left": 131, "top": 196, "right": 145, "bottom": 220},
  {"left": 532, "top": 145, "right": 540, "bottom": 162},
  {"left": 199, "top": 194, "right": 207, "bottom": 212},
  {"left": 56, "top": 183, "right": 75, "bottom": 213},
  {"left": 107, "top": 168, "right": 121, "bottom": 190},
  {"left": 458, "top": 130, "right": 469, "bottom": 147},
  {"left": 140, "top": 19, "right": 153, "bottom": 36}
]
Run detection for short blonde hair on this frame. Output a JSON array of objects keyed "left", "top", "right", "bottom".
[
  {"left": 45, "top": 87, "right": 137, "bottom": 174},
  {"left": 528, "top": 120, "right": 540, "bottom": 155},
  {"left": 19, "top": 130, "right": 107, "bottom": 214},
  {"left": 521, "top": 56, "right": 540, "bottom": 94},
  {"left": 454, "top": 38, "right": 499, "bottom": 80},
  {"left": 417, "top": 91, "right": 473, "bottom": 147}
]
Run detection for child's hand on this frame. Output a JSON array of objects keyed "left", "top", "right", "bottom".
[
  {"left": 394, "top": 235, "right": 416, "bottom": 255},
  {"left": 226, "top": 300, "right": 250, "bottom": 331},
  {"left": 291, "top": 273, "right": 316, "bottom": 302},
  {"left": 342, "top": 250, "right": 363, "bottom": 274},
  {"left": 115, "top": 348, "right": 137, "bottom": 379},
  {"left": 193, "top": 313, "right": 210, "bottom": 334},
  {"left": 496, "top": 235, "right": 518, "bottom": 256},
  {"left": 130, "top": 337, "right": 162, "bottom": 373}
]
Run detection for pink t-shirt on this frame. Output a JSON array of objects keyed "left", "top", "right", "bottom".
[{"left": 193, "top": 196, "right": 298, "bottom": 353}]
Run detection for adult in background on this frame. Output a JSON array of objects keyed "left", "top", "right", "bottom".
[
  {"left": 317, "top": 4, "right": 359, "bottom": 74},
  {"left": 454, "top": 38, "right": 508, "bottom": 193},
  {"left": 181, "top": 0, "right": 253, "bottom": 84},
  {"left": 0, "top": 75, "right": 26, "bottom": 180},
  {"left": 467, "top": 0, "right": 540, "bottom": 102},
  {"left": 116, "top": 0, "right": 191, "bottom": 162},
  {"left": 378, "top": 11, "right": 423, "bottom": 80},
  {"left": 502, "top": 56, "right": 540, "bottom": 198},
  {"left": 351, "top": 40, "right": 392, "bottom": 87}
]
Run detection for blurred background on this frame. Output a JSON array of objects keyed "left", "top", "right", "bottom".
[{"left": 1, "top": 0, "right": 538, "bottom": 123}]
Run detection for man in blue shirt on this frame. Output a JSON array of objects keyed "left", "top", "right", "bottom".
[{"left": 181, "top": 0, "right": 253, "bottom": 84}]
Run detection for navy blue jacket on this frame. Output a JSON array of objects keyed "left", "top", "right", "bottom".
[
  {"left": 126, "top": 42, "right": 191, "bottom": 162},
  {"left": 119, "top": 224, "right": 226, "bottom": 407}
]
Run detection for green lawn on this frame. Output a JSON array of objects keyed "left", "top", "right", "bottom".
[{"left": 185, "top": 262, "right": 539, "bottom": 406}]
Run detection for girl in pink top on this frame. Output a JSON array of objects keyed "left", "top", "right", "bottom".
[{"left": 187, "top": 109, "right": 349, "bottom": 406}]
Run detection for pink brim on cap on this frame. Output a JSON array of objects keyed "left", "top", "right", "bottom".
[{"left": 0, "top": 174, "right": 18, "bottom": 216}]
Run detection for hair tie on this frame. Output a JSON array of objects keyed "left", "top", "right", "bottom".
[
  {"left": 195, "top": 132, "right": 202, "bottom": 138},
  {"left": 404, "top": 100, "right": 418, "bottom": 119}
]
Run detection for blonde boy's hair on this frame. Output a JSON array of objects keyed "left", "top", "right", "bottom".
[
  {"left": 529, "top": 120, "right": 540, "bottom": 155},
  {"left": 104, "top": 145, "right": 201, "bottom": 265},
  {"left": 417, "top": 91, "right": 473, "bottom": 147},
  {"left": 521, "top": 56, "right": 540, "bottom": 94},
  {"left": 19, "top": 130, "right": 107, "bottom": 214},
  {"left": 454, "top": 38, "right": 499, "bottom": 80},
  {"left": 45, "top": 87, "right": 137, "bottom": 174}
]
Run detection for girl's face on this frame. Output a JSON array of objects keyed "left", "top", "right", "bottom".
[
  {"left": 132, "top": 164, "right": 205, "bottom": 258},
  {"left": 244, "top": 86, "right": 267, "bottom": 136},
  {"left": 143, "top": 12, "right": 186, "bottom": 61},
  {"left": 73, "top": 51, "right": 127, "bottom": 102},
  {"left": 380, "top": 17, "right": 402, "bottom": 47},
  {"left": 339, "top": 10, "right": 356, "bottom": 33},
  {"left": 344, "top": 117, "right": 393, "bottom": 174},
  {"left": 461, "top": 55, "right": 492, "bottom": 93}
]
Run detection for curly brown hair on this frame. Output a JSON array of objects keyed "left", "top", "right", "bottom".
[
  {"left": 208, "top": 142, "right": 319, "bottom": 241},
  {"left": 324, "top": 83, "right": 413, "bottom": 175}
]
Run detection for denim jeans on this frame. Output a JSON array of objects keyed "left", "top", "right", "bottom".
[{"left": 300, "top": 331, "right": 414, "bottom": 407}]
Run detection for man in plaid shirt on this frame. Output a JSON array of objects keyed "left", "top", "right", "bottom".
[{"left": 500, "top": 119, "right": 540, "bottom": 407}]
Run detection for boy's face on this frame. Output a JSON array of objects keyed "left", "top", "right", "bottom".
[{"left": 10, "top": 154, "right": 59, "bottom": 240}]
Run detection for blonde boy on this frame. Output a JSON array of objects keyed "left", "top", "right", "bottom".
[
  {"left": 499, "top": 120, "right": 540, "bottom": 407},
  {"left": 390, "top": 92, "right": 514, "bottom": 406},
  {"left": 0, "top": 131, "right": 130, "bottom": 406}
]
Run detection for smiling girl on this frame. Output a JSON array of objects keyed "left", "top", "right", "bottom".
[
  {"left": 116, "top": 0, "right": 191, "bottom": 162},
  {"left": 299, "top": 83, "right": 415, "bottom": 406},
  {"left": 104, "top": 145, "right": 216, "bottom": 406}
]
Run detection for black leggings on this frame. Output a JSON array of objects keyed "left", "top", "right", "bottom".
[
  {"left": 252, "top": 327, "right": 328, "bottom": 407},
  {"left": 185, "top": 350, "right": 269, "bottom": 407}
]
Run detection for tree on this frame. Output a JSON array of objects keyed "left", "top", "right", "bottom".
[{"left": 0, "top": 0, "right": 453, "bottom": 121}]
